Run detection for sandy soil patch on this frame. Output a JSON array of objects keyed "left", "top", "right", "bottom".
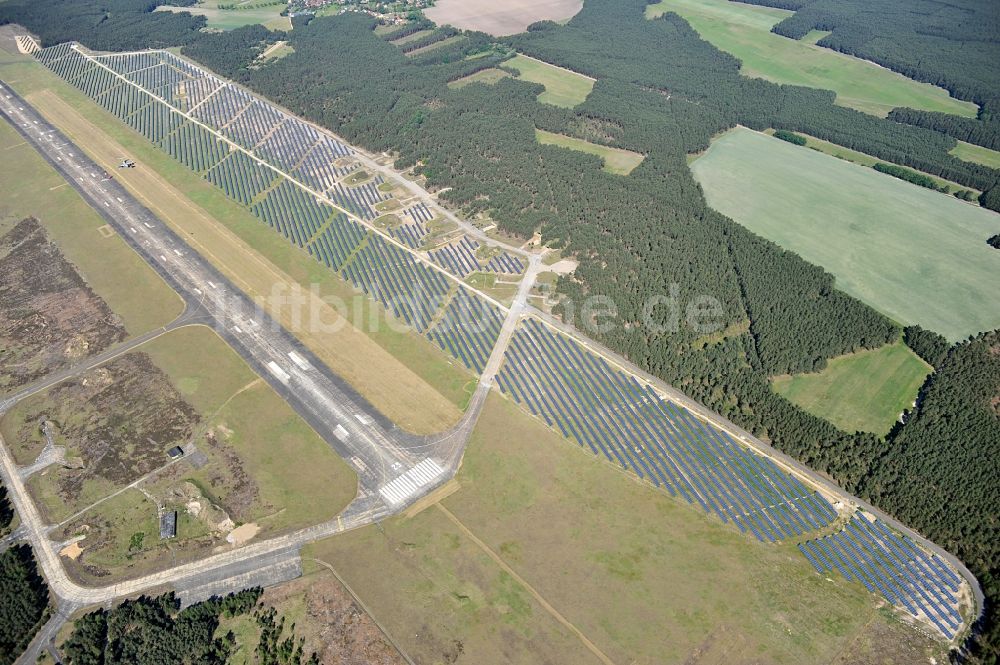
[
  {"left": 59, "top": 542, "right": 83, "bottom": 560},
  {"left": 226, "top": 522, "right": 260, "bottom": 545},
  {"left": 425, "top": 0, "right": 582, "bottom": 36}
]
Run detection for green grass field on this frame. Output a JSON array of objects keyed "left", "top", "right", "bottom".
[
  {"left": 0, "top": 120, "right": 183, "bottom": 336},
  {"left": 691, "top": 128, "right": 1000, "bottom": 341},
  {"left": 506, "top": 53, "right": 595, "bottom": 108},
  {"left": 772, "top": 340, "right": 931, "bottom": 435},
  {"left": 305, "top": 393, "right": 943, "bottom": 664},
  {"left": 646, "top": 0, "right": 977, "bottom": 118},
  {"left": 139, "top": 325, "right": 357, "bottom": 531},
  {"left": 156, "top": 0, "right": 290, "bottom": 31},
  {"left": 762, "top": 129, "right": 982, "bottom": 197},
  {"left": 950, "top": 141, "right": 1000, "bottom": 170},
  {"left": 535, "top": 128, "right": 645, "bottom": 175},
  {"left": 447, "top": 68, "right": 511, "bottom": 89}
]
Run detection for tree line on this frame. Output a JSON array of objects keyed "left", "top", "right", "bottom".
[
  {"left": 765, "top": 0, "right": 1000, "bottom": 108},
  {"left": 0, "top": 545, "right": 49, "bottom": 665}
]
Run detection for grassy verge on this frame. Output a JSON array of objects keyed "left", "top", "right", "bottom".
[
  {"left": 0, "top": 52, "right": 470, "bottom": 433},
  {"left": 535, "top": 128, "right": 644, "bottom": 175},
  {"left": 305, "top": 392, "right": 944, "bottom": 664},
  {"left": 506, "top": 54, "right": 595, "bottom": 108},
  {"left": 772, "top": 340, "right": 932, "bottom": 435},
  {"left": 690, "top": 128, "right": 1000, "bottom": 341},
  {"left": 646, "top": 0, "right": 977, "bottom": 117},
  {"left": 0, "top": 115, "right": 182, "bottom": 335}
]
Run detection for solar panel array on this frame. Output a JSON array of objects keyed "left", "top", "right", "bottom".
[
  {"left": 799, "top": 516, "right": 963, "bottom": 638},
  {"left": 390, "top": 219, "right": 428, "bottom": 249},
  {"left": 485, "top": 252, "right": 524, "bottom": 274},
  {"left": 250, "top": 180, "right": 335, "bottom": 247},
  {"left": 427, "top": 289, "right": 505, "bottom": 373},
  {"left": 342, "top": 234, "right": 451, "bottom": 332},
  {"left": 497, "top": 318, "right": 837, "bottom": 542},
  {"left": 205, "top": 150, "right": 278, "bottom": 206},
  {"left": 430, "top": 237, "right": 482, "bottom": 277}
]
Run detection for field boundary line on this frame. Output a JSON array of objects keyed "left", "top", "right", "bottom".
[{"left": 435, "top": 504, "right": 617, "bottom": 665}]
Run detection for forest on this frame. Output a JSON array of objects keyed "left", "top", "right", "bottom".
[
  {"left": 61, "top": 589, "right": 321, "bottom": 664},
  {"left": 1, "top": 0, "right": 998, "bottom": 660},
  {"left": 873, "top": 162, "right": 948, "bottom": 192},
  {"left": 0, "top": 0, "right": 203, "bottom": 51},
  {"left": 759, "top": 0, "right": 1000, "bottom": 108},
  {"left": 0, "top": 545, "right": 49, "bottom": 665},
  {"left": 0, "top": 484, "right": 12, "bottom": 535}
]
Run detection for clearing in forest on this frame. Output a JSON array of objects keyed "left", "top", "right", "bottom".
[
  {"left": 535, "top": 128, "right": 644, "bottom": 175},
  {"left": 691, "top": 128, "right": 1000, "bottom": 342},
  {"left": 772, "top": 340, "right": 931, "bottom": 435},
  {"left": 950, "top": 141, "right": 1000, "bottom": 170},
  {"left": 156, "top": 0, "right": 290, "bottom": 31},
  {"left": 646, "top": 0, "right": 977, "bottom": 118},
  {"left": 506, "top": 53, "right": 594, "bottom": 108},
  {"left": 448, "top": 68, "right": 511, "bottom": 89},
  {"left": 425, "top": 0, "right": 582, "bottom": 37}
]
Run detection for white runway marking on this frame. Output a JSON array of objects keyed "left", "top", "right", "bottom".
[
  {"left": 266, "top": 361, "right": 290, "bottom": 383},
  {"left": 287, "top": 351, "right": 311, "bottom": 371},
  {"left": 378, "top": 459, "right": 445, "bottom": 505}
]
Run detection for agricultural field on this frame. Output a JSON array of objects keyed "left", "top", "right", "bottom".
[
  {"left": 447, "top": 68, "right": 510, "bottom": 89},
  {"left": 305, "top": 393, "right": 947, "bottom": 664},
  {"left": 505, "top": 53, "right": 594, "bottom": 107},
  {"left": 950, "top": 140, "right": 1000, "bottom": 170},
  {"left": 691, "top": 128, "right": 1000, "bottom": 341},
  {"left": 772, "top": 341, "right": 932, "bottom": 435},
  {"left": 645, "top": 0, "right": 977, "bottom": 118},
  {"left": 425, "top": 0, "right": 582, "bottom": 36},
  {"left": 2, "top": 48, "right": 472, "bottom": 432},
  {"left": 535, "top": 128, "right": 645, "bottom": 175},
  {"left": 156, "top": 0, "right": 290, "bottom": 31},
  {"left": 2, "top": 326, "right": 356, "bottom": 583},
  {"left": 764, "top": 129, "right": 982, "bottom": 198}
]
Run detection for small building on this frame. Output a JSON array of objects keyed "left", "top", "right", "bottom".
[
  {"left": 159, "top": 510, "right": 177, "bottom": 540},
  {"left": 167, "top": 446, "right": 184, "bottom": 460}
]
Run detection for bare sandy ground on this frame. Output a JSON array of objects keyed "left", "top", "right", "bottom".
[{"left": 425, "top": 0, "right": 583, "bottom": 36}]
